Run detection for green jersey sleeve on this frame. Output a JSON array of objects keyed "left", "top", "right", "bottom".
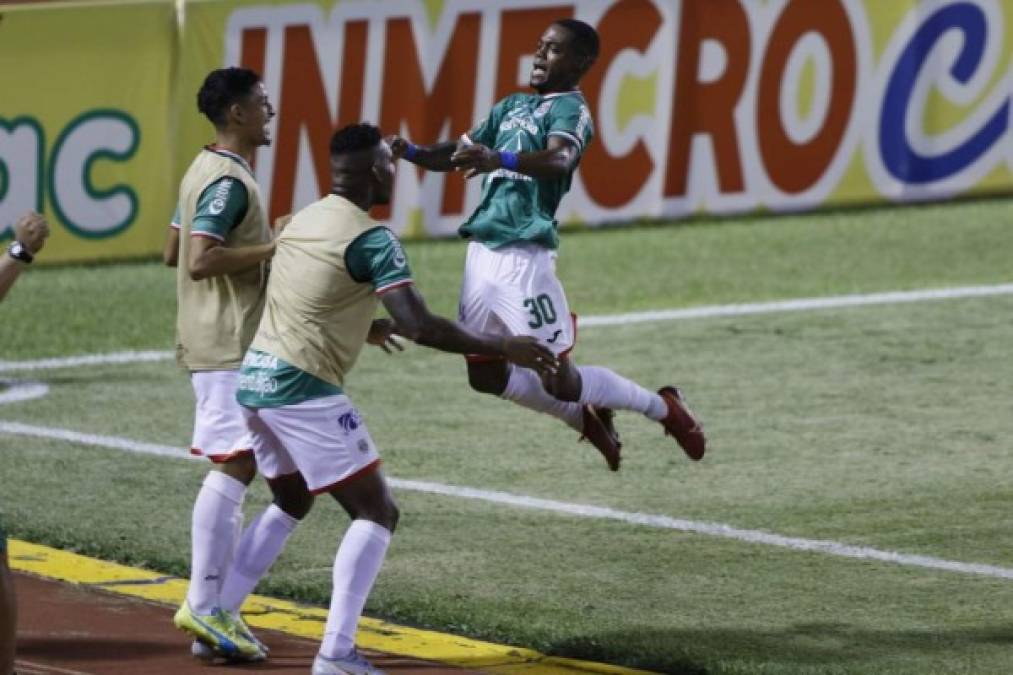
[
  {"left": 467, "top": 96, "right": 512, "bottom": 147},
  {"left": 345, "top": 226, "right": 414, "bottom": 294},
  {"left": 191, "top": 177, "right": 249, "bottom": 241},
  {"left": 547, "top": 95, "right": 594, "bottom": 153},
  {"left": 170, "top": 203, "right": 181, "bottom": 229}
]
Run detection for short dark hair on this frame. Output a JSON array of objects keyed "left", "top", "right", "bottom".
[
  {"left": 553, "top": 19, "right": 600, "bottom": 62},
  {"left": 196, "top": 67, "right": 261, "bottom": 127},
  {"left": 330, "top": 123, "right": 382, "bottom": 157}
]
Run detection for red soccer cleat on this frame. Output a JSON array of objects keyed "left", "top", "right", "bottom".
[
  {"left": 580, "top": 405, "right": 622, "bottom": 471},
  {"left": 658, "top": 386, "right": 706, "bottom": 460}
]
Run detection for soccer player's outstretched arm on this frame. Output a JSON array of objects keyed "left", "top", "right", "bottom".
[
  {"left": 387, "top": 97, "right": 508, "bottom": 172},
  {"left": 386, "top": 136, "right": 458, "bottom": 172},
  {"left": 451, "top": 135, "right": 579, "bottom": 180},
  {"left": 379, "top": 284, "right": 558, "bottom": 375}
]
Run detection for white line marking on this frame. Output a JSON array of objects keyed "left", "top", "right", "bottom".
[
  {"left": 393, "top": 479, "right": 1013, "bottom": 580},
  {"left": 0, "top": 350, "right": 171, "bottom": 373},
  {"left": 3, "top": 283, "right": 1013, "bottom": 372},
  {"left": 0, "top": 380, "right": 49, "bottom": 405},
  {"left": 3, "top": 417, "right": 1012, "bottom": 581},
  {"left": 579, "top": 283, "right": 1013, "bottom": 327},
  {"left": 0, "top": 422, "right": 187, "bottom": 460}
]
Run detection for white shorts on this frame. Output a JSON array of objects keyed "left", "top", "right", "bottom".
[
  {"left": 241, "top": 395, "right": 381, "bottom": 495},
  {"left": 189, "top": 370, "right": 259, "bottom": 463},
  {"left": 458, "top": 241, "right": 576, "bottom": 362}
]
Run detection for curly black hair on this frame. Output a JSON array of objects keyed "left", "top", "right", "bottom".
[
  {"left": 553, "top": 19, "right": 600, "bottom": 62},
  {"left": 196, "top": 67, "right": 262, "bottom": 127},
  {"left": 329, "top": 122, "right": 382, "bottom": 157}
]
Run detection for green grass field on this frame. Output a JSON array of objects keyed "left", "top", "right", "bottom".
[{"left": 2, "top": 198, "right": 1013, "bottom": 674}]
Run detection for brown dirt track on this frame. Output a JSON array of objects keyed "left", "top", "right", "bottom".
[{"left": 14, "top": 573, "right": 478, "bottom": 674}]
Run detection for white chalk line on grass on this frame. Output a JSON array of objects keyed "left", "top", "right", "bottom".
[
  {"left": 580, "top": 282, "right": 1013, "bottom": 326},
  {"left": 3, "top": 417, "right": 1013, "bottom": 581},
  {"left": 3, "top": 282, "right": 1013, "bottom": 373},
  {"left": 0, "top": 380, "right": 49, "bottom": 405},
  {"left": 0, "top": 350, "right": 171, "bottom": 373}
]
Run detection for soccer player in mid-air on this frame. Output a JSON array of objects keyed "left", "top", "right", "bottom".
[
  {"left": 388, "top": 19, "right": 706, "bottom": 470},
  {"left": 236, "top": 123, "right": 557, "bottom": 674},
  {"left": 167, "top": 67, "right": 314, "bottom": 662}
]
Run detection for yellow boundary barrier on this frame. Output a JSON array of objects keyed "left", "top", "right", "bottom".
[{"left": 8, "top": 538, "right": 654, "bottom": 674}]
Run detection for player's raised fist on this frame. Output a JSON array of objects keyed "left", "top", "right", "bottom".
[
  {"left": 14, "top": 211, "right": 50, "bottom": 254},
  {"left": 385, "top": 135, "right": 410, "bottom": 160}
]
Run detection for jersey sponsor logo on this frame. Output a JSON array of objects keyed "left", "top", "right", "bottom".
[
  {"left": 237, "top": 371, "right": 278, "bottom": 396},
  {"left": 208, "top": 179, "right": 233, "bottom": 216},
  {"left": 547, "top": 329, "right": 563, "bottom": 344},
  {"left": 242, "top": 350, "right": 279, "bottom": 370},
  {"left": 338, "top": 409, "right": 363, "bottom": 434},
  {"left": 500, "top": 109, "right": 539, "bottom": 136},
  {"left": 489, "top": 168, "right": 533, "bottom": 182}
]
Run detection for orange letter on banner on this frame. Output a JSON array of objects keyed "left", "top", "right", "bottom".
[
  {"left": 756, "top": 0, "right": 856, "bottom": 194},
  {"left": 379, "top": 13, "right": 481, "bottom": 218},
  {"left": 269, "top": 22, "right": 368, "bottom": 221},
  {"left": 495, "top": 6, "right": 573, "bottom": 104},
  {"left": 580, "top": 0, "right": 660, "bottom": 208},
  {"left": 664, "top": 0, "right": 751, "bottom": 197},
  {"left": 240, "top": 28, "right": 267, "bottom": 84}
]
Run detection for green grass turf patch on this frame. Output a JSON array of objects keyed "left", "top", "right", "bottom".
[
  {"left": 3, "top": 287, "right": 1013, "bottom": 673},
  {"left": 2, "top": 197, "right": 1013, "bottom": 360}
]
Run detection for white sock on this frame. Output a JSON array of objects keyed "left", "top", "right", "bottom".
[
  {"left": 219, "top": 504, "right": 244, "bottom": 602},
  {"left": 501, "top": 366, "right": 583, "bottom": 431},
  {"left": 319, "top": 520, "right": 392, "bottom": 659},
  {"left": 220, "top": 503, "right": 300, "bottom": 613},
  {"left": 577, "top": 366, "right": 667, "bottom": 420},
  {"left": 187, "top": 471, "right": 246, "bottom": 614}
]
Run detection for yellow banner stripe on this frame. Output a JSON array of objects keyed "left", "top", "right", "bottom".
[{"left": 8, "top": 539, "right": 655, "bottom": 674}]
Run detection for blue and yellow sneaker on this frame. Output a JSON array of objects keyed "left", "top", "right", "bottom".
[
  {"left": 232, "top": 611, "right": 270, "bottom": 654},
  {"left": 173, "top": 601, "right": 265, "bottom": 661},
  {"left": 191, "top": 637, "right": 267, "bottom": 663}
]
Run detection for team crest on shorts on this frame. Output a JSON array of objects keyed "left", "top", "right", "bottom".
[{"left": 338, "top": 410, "right": 363, "bottom": 433}]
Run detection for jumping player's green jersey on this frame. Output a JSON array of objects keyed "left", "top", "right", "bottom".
[{"left": 461, "top": 90, "right": 593, "bottom": 250}]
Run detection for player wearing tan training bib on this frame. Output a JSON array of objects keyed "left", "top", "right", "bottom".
[
  {"left": 174, "top": 144, "right": 269, "bottom": 371},
  {"left": 236, "top": 123, "right": 556, "bottom": 675},
  {"left": 165, "top": 67, "right": 313, "bottom": 663}
]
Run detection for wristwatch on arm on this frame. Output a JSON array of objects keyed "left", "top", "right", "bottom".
[{"left": 7, "top": 240, "right": 34, "bottom": 264}]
